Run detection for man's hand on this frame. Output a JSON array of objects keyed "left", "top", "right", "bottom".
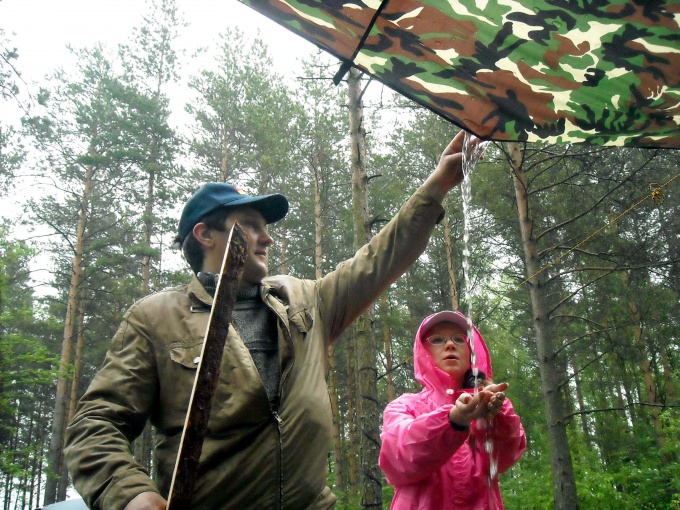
[
  {"left": 449, "top": 382, "right": 509, "bottom": 428},
  {"left": 422, "top": 130, "right": 485, "bottom": 203},
  {"left": 123, "top": 491, "right": 167, "bottom": 510}
]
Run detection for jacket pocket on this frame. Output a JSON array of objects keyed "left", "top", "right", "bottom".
[
  {"left": 169, "top": 342, "right": 203, "bottom": 369},
  {"left": 288, "top": 305, "right": 313, "bottom": 334}
]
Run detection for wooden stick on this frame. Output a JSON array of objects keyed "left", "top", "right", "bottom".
[{"left": 166, "top": 223, "right": 247, "bottom": 509}]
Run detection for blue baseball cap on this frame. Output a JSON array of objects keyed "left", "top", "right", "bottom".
[{"left": 177, "top": 183, "right": 289, "bottom": 244}]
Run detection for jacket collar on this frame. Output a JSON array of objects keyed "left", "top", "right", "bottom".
[
  {"left": 188, "top": 274, "right": 213, "bottom": 307},
  {"left": 189, "top": 273, "right": 277, "bottom": 301},
  {"left": 188, "top": 275, "right": 291, "bottom": 332}
]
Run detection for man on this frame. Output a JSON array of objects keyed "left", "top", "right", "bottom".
[{"left": 65, "top": 131, "right": 476, "bottom": 509}]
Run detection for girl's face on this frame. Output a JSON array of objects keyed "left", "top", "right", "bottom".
[{"left": 422, "top": 322, "right": 471, "bottom": 383}]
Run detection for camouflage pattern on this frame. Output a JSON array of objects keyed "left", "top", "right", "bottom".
[{"left": 240, "top": 0, "right": 680, "bottom": 148}]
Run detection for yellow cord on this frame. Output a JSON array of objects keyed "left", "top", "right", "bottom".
[
  {"left": 391, "top": 172, "right": 678, "bottom": 375},
  {"left": 472, "top": 171, "right": 679, "bottom": 322}
]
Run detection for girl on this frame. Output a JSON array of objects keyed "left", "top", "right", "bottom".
[{"left": 379, "top": 311, "right": 526, "bottom": 509}]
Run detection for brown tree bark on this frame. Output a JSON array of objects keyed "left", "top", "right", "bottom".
[
  {"left": 623, "top": 273, "right": 665, "bottom": 454},
  {"left": 570, "top": 357, "right": 592, "bottom": 446},
  {"left": 443, "top": 215, "right": 460, "bottom": 311},
  {"left": 346, "top": 331, "right": 358, "bottom": 498},
  {"left": 220, "top": 128, "right": 229, "bottom": 182},
  {"left": 348, "top": 67, "right": 381, "bottom": 508},
  {"left": 67, "top": 298, "right": 85, "bottom": 425},
  {"left": 56, "top": 298, "right": 87, "bottom": 499},
  {"left": 509, "top": 142, "right": 579, "bottom": 510},
  {"left": 312, "top": 132, "right": 346, "bottom": 491},
  {"left": 44, "top": 156, "right": 94, "bottom": 505},
  {"left": 660, "top": 346, "right": 676, "bottom": 404},
  {"left": 381, "top": 293, "right": 396, "bottom": 403}
]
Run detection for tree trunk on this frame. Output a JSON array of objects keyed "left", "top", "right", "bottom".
[
  {"left": 141, "top": 154, "right": 156, "bottom": 297},
  {"left": 56, "top": 298, "right": 87, "bottom": 499},
  {"left": 346, "top": 332, "right": 359, "bottom": 498},
  {"left": 23, "top": 408, "right": 36, "bottom": 509},
  {"left": 654, "top": 306, "right": 676, "bottom": 405},
  {"left": 279, "top": 221, "right": 288, "bottom": 275},
  {"left": 67, "top": 298, "right": 85, "bottom": 425},
  {"left": 220, "top": 128, "right": 229, "bottom": 182},
  {"left": 570, "top": 358, "right": 591, "bottom": 447},
  {"left": 0, "top": 287, "right": 9, "bottom": 458},
  {"left": 443, "top": 215, "right": 460, "bottom": 311},
  {"left": 3, "top": 471, "right": 10, "bottom": 510},
  {"left": 44, "top": 160, "right": 94, "bottom": 505},
  {"left": 623, "top": 274, "right": 665, "bottom": 454},
  {"left": 660, "top": 345, "right": 676, "bottom": 404},
  {"left": 381, "top": 293, "right": 395, "bottom": 403},
  {"left": 509, "top": 142, "right": 579, "bottom": 510},
  {"left": 29, "top": 403, "right": 40, "bottom": 509},
  {"left": 312, "top": 138, "right": 346, "bottom": 491},
  {"left": 35, "top": 397, "right": 47, "bottom": 508},
  {"left": 348, "top": 67, "right": 381, "bottom": 509},
  {"left": 328, "top": 343, "right": 346, "bottom": 490},
  {"left": 618, "top": 356, "right": 638, "bottom": 427}
]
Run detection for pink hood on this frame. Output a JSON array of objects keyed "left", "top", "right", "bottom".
[
  {"left": 379, "top": 312, "right": 526, "bottom": 510},
  {"left": 414, "top": 311, "right": 492, "bottom": 398}
]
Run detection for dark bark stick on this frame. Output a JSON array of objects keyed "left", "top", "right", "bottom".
[{"left": 166, "top": 223, "right": 247, "bottom": 509}]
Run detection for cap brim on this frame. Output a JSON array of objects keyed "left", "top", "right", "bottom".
[
  {"left": 421, "top": 311, "right": 471, "bottom": 335},
  {"left": 227, "top": 193, "right": 288, "bottom": 224}
]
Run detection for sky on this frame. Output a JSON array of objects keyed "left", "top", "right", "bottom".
[
  {"left": 1, "top": 0, "right": 394, "bottom": 200},
  {"left": 1, "top": 0, "right": 323, "bottom": 123},
  {"left": 1, "top": 0, "right": 400, "bottom": 292},
  {"left": 0, "top": 0, "right": 334, "bottom": 292}
]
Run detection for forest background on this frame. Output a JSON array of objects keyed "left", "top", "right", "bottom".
[{"left": 1, "top": 1, "right": 679, "bottom": 509}]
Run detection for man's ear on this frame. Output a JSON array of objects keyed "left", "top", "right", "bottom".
[{"left": 192, "top": 223, "right": 213, "bottom": 248}]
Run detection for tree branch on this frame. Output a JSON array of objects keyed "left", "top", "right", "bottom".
[{"left": 564, "top": 402, "right": 680, "bottom": 420}]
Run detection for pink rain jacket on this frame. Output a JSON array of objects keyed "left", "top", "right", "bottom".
[{"left": 379, "top": 316, "right": 526, "bottom": 510}]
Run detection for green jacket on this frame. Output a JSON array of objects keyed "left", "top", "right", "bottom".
[{"left": 65, "top": 188, "right": 444, "bottom": 510}]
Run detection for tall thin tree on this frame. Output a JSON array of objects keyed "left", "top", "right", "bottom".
[
  {"left": 508, "top": 141, "right": 579, "bottom": 509},
  {"left": 347, "top": 67, "right": 381, "bottom": 509}
]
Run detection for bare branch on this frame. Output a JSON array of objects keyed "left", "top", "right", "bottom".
[{"left": 564, "top": 402, "right": 680, "bottom": 420}]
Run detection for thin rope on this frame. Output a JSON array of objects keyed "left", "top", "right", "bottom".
[
  {"left": 388, "top": 171, "right": 679, "bottom": 381},
  {"left": 472, "top": 171, "right": 679, "bottom": 322}
]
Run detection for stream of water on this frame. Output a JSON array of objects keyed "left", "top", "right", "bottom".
[
  {"left": 460, "top": 132, "right": 486, "bottom": 386},
  {"left": 459, "top": 132, "right": 499, "bottom": 488}
]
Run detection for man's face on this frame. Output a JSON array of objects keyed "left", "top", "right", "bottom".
[{"left": 217, "top": 207, "right": 274, "bottom": 285}]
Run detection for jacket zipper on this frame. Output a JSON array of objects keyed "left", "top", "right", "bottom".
[
  {"left": 274, "top": 321, "right": 295, "bottom": 509},
  {"left": 229, "top": 316, "right": 284, "bottom": 508},
  {"left": 273, "top": 410, "right": 284, "bottom": 510},
  {"left": 264, "top": 291, "right": 295, "bottom": 510}
]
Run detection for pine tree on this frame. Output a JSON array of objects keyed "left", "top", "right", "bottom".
[
  {"left": 295, "top": 51, "right": 351, "bottom": 496},
  {"left": 23, "top": 45, "right": 138, "bottom": 504},
  {"left": 0, "top": 225, "right": 58, "bottom": 508},
  {"left": 118, "top": 0, "right": 186, "bottom": 468}
]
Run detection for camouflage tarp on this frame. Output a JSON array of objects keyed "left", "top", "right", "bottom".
[{"left": 239, "top": 0, "right": 680, "bottom": 148}]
